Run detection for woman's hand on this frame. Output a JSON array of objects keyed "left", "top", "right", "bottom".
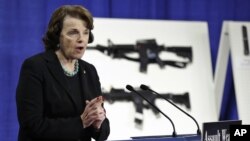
[{"left": 80, "top": 96, "right": 106, "bottom": 129}]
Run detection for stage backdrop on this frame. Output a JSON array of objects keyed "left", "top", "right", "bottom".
[
  {"left": 1, "top": 0, "right": 250, "bottom": 141},
  {"left": 84, "top": 18, "right": 216, "bottom": 140}
]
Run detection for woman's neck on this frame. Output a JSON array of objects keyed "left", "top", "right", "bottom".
[{"left": 55, "top": 50, "right": 76, "bottom": 72}]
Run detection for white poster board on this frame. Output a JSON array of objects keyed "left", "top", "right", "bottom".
[
  {"left": 215, "top": 21, "right": 250, "bottom": 125},
  {"left": 83, "top": 18, "right": 217, "bottom": 140}
]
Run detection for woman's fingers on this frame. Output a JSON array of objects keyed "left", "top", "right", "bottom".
[{"left": 81, "top": 96, "right": 105, "bottom": 128}]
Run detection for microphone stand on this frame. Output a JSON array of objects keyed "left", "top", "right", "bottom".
[
  {"left": 126, "top": 85, "right": 177, "bottom": 137},
  {"left": 140, "top": 84, "right": 201, "bottom": 135}
]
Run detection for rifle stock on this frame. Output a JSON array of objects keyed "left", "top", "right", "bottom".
[
  {"left": 164, "top": 47, "right": 193, "bottom": 62},
  {"left": 159, "top": 92, "right": 191, "bottom": 109}
]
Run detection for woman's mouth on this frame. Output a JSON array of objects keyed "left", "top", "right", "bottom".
[{"left": 76, "top": 46, "right": 84, "bottom": 51}]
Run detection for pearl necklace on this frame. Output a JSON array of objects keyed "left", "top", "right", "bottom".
[{"left": 61, "top": 60, "right": 79, "bottom": 77}]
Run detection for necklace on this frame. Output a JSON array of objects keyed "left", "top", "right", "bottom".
[{"left": 61, "top": 60, "right": 79, "bottom": 77}]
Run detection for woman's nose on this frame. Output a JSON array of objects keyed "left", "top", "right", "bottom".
[{"left": 77, "top": 33, "right": 88, "bottom": 43}]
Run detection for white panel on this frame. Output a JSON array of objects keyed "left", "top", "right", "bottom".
[
  {"left": 227, "top": 22, "right": 250, "bottom": 124},
  {"left": 214, "top": 22, "right": 230, "bottom": 116},
  {"left": 83, "top": 18, "right": 217, "bottom": 140}
]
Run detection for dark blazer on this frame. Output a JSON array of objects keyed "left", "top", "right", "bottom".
[{"left": 16, "top": 51, "right": 110, "bottom": 141}]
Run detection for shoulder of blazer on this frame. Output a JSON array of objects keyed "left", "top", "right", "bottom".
[
  {"left": 20, "top": 51, "right": 58, "bottom": 74},
  {"left": 78, "top": 59, "right": 96, "bottom": 72},
  {"left": 21, "top": 52, "right": 47, "bottom": 69},
  {"left": 22, "top": 51, "right": 57, "bottom": 64}
]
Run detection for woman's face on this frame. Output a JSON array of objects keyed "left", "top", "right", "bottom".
[{"left": 59, "top": 15, "right": 90, "bottom": 60}]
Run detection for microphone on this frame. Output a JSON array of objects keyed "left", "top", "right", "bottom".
[
  {"left": 140, "top": 84, "right": 201, "bottom": 135},
  {"left": 126, "top": 85, "right": 177, "bottom": 137}
]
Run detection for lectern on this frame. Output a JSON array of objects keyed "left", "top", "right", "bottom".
[
  {"left": 108, "top": 120, "right": 242, "bottom": 141},
  {"left": 108, "top": 134, "right": 201, "bottom": 141}
]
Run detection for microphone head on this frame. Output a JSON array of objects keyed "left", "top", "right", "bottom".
[
  {"left": 140, "top": 84, "right": 149, "bottom": 90},
  {"left": 126, "top": 85, "right": 134, "bottom": 91}
]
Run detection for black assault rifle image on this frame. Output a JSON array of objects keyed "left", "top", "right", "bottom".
[
  {"left": 102, "top": 87, "right": 190, "bottom": 126},
  {"left": 88, "top": 39, "right": 193, "bottom": 73},
  {"left": 242, "top": 25, "right": 249, "bottom": 55}
]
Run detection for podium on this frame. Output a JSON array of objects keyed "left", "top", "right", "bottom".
[
  {"left": 108, "top": 120, "right": 242, "bottom": 141},
  {"left": 108, "top": 134, "right": 201, "bottom": 141}
]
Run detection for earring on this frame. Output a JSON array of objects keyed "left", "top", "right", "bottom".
[{"left": 57, "top": 44, "right": 60, "bottom": 48}]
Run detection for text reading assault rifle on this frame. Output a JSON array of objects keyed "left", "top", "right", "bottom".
[
  {"left": 102, "top": 87, "right": 190, "bottom": 126},
  {"left": 88, "top": 39, "right": 193, "bottom": 73}
]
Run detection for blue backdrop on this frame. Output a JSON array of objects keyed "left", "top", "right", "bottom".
[{"left": 0, "top": 0, "right": 249, "bottom": 140}]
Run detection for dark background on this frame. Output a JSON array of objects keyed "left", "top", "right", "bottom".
[{"left": 1, "top": 0, "right": 249, "bottom": 140}]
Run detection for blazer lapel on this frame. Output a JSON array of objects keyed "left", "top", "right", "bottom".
[
  {"left": 78, "top": 61, "right": 92, "bottom": 101},
  {"left": 42, "top": 51, "right": 79, "bottom": 109}
]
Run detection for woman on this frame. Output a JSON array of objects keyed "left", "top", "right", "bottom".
[{"left": 16, "top": 5, "right": 110, "bottom": 141}]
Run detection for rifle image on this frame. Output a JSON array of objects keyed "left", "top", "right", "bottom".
[
  {"left": 88, "top": 39, "right": 193, "bottom": 73},
  {"left": 102, "top": 87, "right": 190, "bottom": 126},
  {"left": 242, "top": 25, "right": 249, "bottom": 55}
]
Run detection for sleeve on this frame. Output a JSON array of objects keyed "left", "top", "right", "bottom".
[
  {"left": 92, "top": 118, "right": 110, "bottom": 141},
  {"left": 88, "top": 64, "right": 110, "bottom": 140},
  {"left": 16, "top": 58, "right": 88, "bottom": 140}
]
